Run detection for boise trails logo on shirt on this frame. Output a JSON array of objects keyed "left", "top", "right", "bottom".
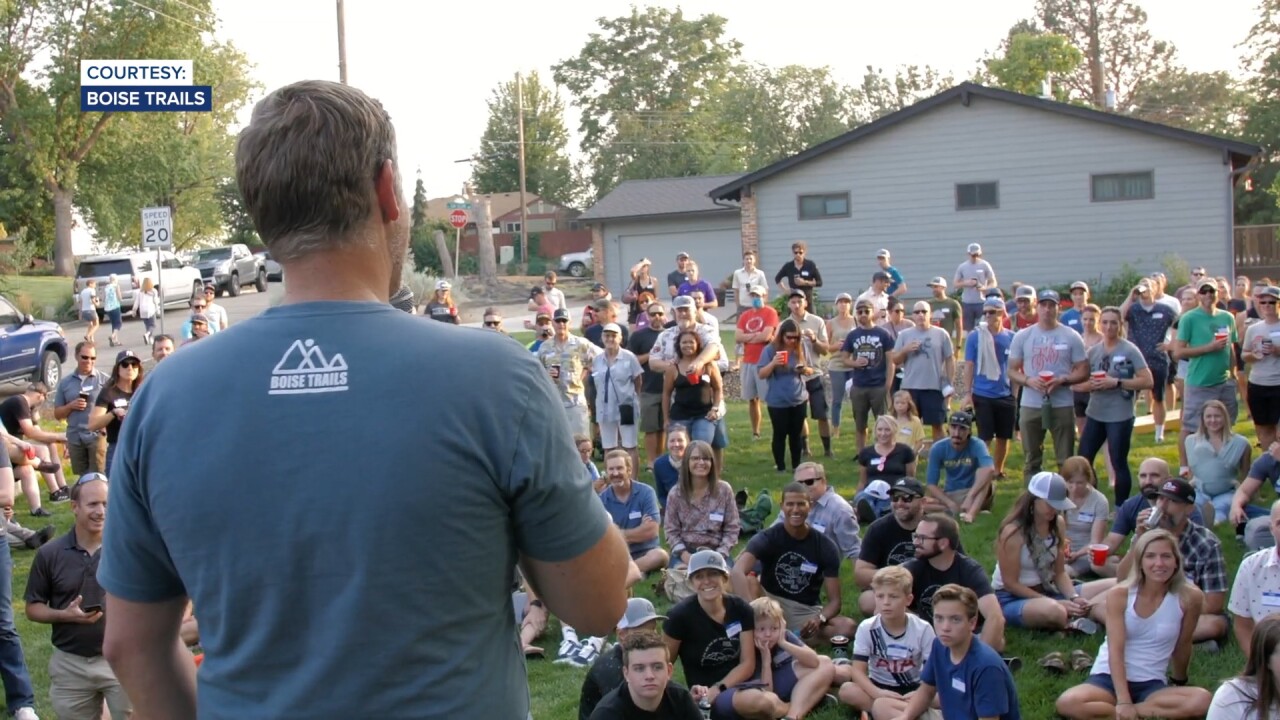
[{"left": 269, "top": 339, "right": 349, "bottom": 395}]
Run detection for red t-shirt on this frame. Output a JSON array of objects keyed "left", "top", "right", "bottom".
[{"left": 738, "top": 306, "right": 780, "bottom": 365}]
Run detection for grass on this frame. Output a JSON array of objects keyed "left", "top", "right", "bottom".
[{"left": 0, "top": 276, "right": 75, "bottom": 321}]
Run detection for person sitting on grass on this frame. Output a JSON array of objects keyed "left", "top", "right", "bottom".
[
  {"left": 1233, "top": 442, "right": 1280, "bottom": 551},
  {"left": 856, "top": 480, "right": 957, "bottom": 618},
  {"left": 853, "top": 415, "right": 917, "bottom": 525},
  {"left": 992, "top": 472, "right": 1106, "bottom": 634},
  {"left": 901, "top": 514, "right": 1003, "bottom": 653},
  {"left": 654, "top": 426, "right": 687, "bottom": 517},
  {"left": 0, "top": 382, "right": 69, "bottom": 503},
  {"left": 589, "top": 630, "right": 702, "bottom": 720},
  {"left": 1185, "top": 398, "right": 1252, "bottom": 527},
  {"left": 1055, "top": 529, "right": 1212, "bottom": 720},
  {"left": 924, "top": 411, "right": 994, "bottom": 523},
  {"left": 663, "top": 440, "right": 739, "bottom": 569},
  {"left": 838, "top": 566, "right": 940, "bottom": 720},
  {"left": 1090, "top": 458, "right": 1203, "bottom": 578},
  {"left": 891, "top": 584, "right": 1021, "bottom": 720},
  {"left": 576, "top": 434, "right": 603, "bottom": 493},
  {"left": 1060, "top": 456, "right": 1111, "bottom": 578},
  {"left": 598, "top": 450, "right": 669, "bottom": 577},
  {"left": 580, "top": 598, "right": 669, "bottom": 720},
  {"left": 768, "top": 463, "right": 860, "bottom": 577},
  {"left": 1209, "top": 614, "right": 1280, "bottom": 718},
  {"left": 748, "top": 596, "right": 835, "bottom": 720},
  {"left": 1231, "top": 501, "right": 1280, "bottom": 657}
]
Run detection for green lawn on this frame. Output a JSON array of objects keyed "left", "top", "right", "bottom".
[{"left": 0, "top": 276, "right": 75, "bottom": 320}]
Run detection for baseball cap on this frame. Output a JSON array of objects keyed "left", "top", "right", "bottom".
[
  {"left": 687, "top": 549, "right": 730, "bottom": 576},
  {"left": 1015, "top": 285, "right": 1036, "bottom": 300},
  {"left": 748, "top": 285, "right": 766, "bottom": 297},
  {"left": 530, "top": 286, "right": 546, "bottom": 298},
  {"left": 676, "top": 251, "right": 690, "bottom": 260},
  {"left": 967, "top": 242, "right": 983, "bottom": 255},
  {"left": 1038, "top": 289, "right": 1061, "bottom": 304},
  {"left": 601, "top": 323, "right": 622, "bottom": 334},
  {"left": 855, "top": 298, "right": 874, "bottom": 310},
  {"left": 1027, "top": 472, "right": 1076, "bottom": 511},
  {"left": 891, "top": 478, "right": 925, "bottom": 498},
  {"left": 982, "top": 297, "right": 1004, "bottom": 311},
  {"left": 591, "top": 282, "right": 608, "bottom": 292},
  {"left": 789, "top": 289, "right": 807, "bottom": 300},
  {"left": 1069, "top": 281, "right": 1089, "bottom": 292},
  {"left": 876, "top": 248, "right": 890, "bottom": 259},
  {"left": 865, "top": 479, "right": 891, "bottom": 501},
  {"left": 835, "top": 292, "right": 853, "bottom": 303},
  {"left": 436, "top": 280, "right": 452, "bottom": 291},
  {"left": 190, "top": 313, "right": 209, "bottom": 325},
  {"left": 617, "top": 597, "right": 667, "bottom": 630},
  {"left": 552, "top": 308, "right": 571, "bottom": 322},
  {"left": 948, "top": 410, "right": 974, "bottom": 426},
  {"left": 984, "top": 288, "right": 1004, "bottom": 299},
  {"left": 1262, "top": 286, "right": 1280, "bottom": 299},
  {"left": 672, "top": 295, "right": 695, "bottom": 309},
  {"left": 872, "top": 271, "right": 892, "bottom": 283},
  {"left": 928, "top": 277, "right": 947, "bottom": 288},
  {"left": 535, "top": 311, "right": 552, "bottom": 321},
  {"left": 1199, "top": 280, "right": 1219, "bottom": 292},
  {"left": 115, "top": 349, "right": 137, "bottom": 363},
  {"left": 1156, "top": 478, "right": 1196, "bottom": 504}
]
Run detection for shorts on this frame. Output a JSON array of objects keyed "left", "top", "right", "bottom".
[
  {"left": 1084, "top": 673, "right": 1167, "bottom": 704},
  {"left": 562, "top": 402, "right": 590, "bottom": 437},
  {"left": 1182, "top": 382, "right": 1239, "bottom": 432},
  {"left": 598, "top": 420, "right": 639, "bottom": 449},
  {"left": 640, "top": 393, "right": 664, "bottom": 433},
  {"left": 962, "top": 302, "right": 984, "bottom": 330},
  {"left": 1248, "top": 382, "right": 1280, "bottom": 426},
  {"left": 585, "top": 377, "right": 597, "bottom": 423},
  {"left": 766, "top": 591, "right": 821, "bottom": 634},
  {"left": 849, "top": 385, "right": 888, "bottom": 431},
  {"left": 712, "top": 417, "right": 729, "bottom": 450},
  {"left": 908, "top": 389, "right": 946, "bottom": 426},
  {"left": 1148, "top": 364, "right": 1168, "bottom": 403},
  {"left": 1073, "top": 391, "right": 1089, "bottom": 419},
  {"left": 711, "top": 681, "right": 770, "bottom": 720},
  {"left": 995, "top": 583, "right": 1082, "bottom": 627},
  {"left": 741, "top": 367, "right": 769, "bottom": 401},
  {"left": 973, "top": 394, "right": 1016, "bottom": 440},
  {"left": 67, "top": 437, "right": 106, "bottom": 477},
  {"left": 79, "top": 310, "right": 96, "bottom": 323},
  {"left": 806, "top": 378, "right": 829, "bottom": 421},
  {"left": 771, "top": 662, "right": 799, "bottom": 701}
]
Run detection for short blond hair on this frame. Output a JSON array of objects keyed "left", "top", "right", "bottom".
[
  {"left": 750, "top": 596, "right": 785, "bottom": 625},
  {"left": 871, "top": 566, "right": 913, "bottom": 596}
]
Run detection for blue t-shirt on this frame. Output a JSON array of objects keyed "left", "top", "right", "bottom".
[
  {"left": 926, "top": 438, "right": 993, "bottom": 493},
  {"left": 600, "top": 481, "right": 661, "bottom": 555},
  {"left": 1248, "top": 454, "right": 1280, "bottom": 491},
  {"left": 921, "top": 637, "right": 1020, "bottom": 720},
  {"left": 841, "top": 326, "right": 895, "bottom": 388},
  {"left": 759, "top": 345, "right": 808, "bottom": 408},
  {"left": 964, "top": 329, "right": 1014, "bottom": 399},
  {"left": 1060, "top": 308, "right": 1082, "bottom": 334},
  {"left": 654, "top": 454, "right": 680, "bottom": 511},
  {"left": 883, "top": 265, "right": 904, "bottom": 295},
  {"left": 1111, "top": 493, "right": 1203, "bottom": 536},
  {"left": 98, "top": 301, "right": 611, "bottom": 719}
]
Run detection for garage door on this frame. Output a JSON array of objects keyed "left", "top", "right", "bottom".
[{"left": 607, "top": 226, "right": 743, "bottom": 302}]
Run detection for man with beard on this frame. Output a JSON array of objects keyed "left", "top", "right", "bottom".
[
  {"left": 855, "top": 479, "right": 963, "bottom": 616},
  {"left": 900, "top": 514, "right": 1005, "bottom": 653},
  {"left": 1089, "top": 457, "right": 1203, "bottom": 578}
]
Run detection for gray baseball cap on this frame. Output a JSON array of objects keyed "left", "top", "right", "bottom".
[
  {"left": 617, "top": 597, "right": 667, "bottom": 630},
  {"left": 1028, "top": 471, "right": 1075, "bottom": 511},
  {"left": 687, "top": 549, "right": 729, "bottom": 576}
]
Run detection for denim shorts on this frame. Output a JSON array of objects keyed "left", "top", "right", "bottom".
[
  {"left": 1085, "top": 673, "right": 1167, "bottom": 704},
  {"left": 995, "top": 582, "right": 1082, "bottom": 627}
]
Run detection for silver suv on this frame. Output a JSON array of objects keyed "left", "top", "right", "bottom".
[
  {"left": 73, "top": 251, "right": 205, "bottom": 311},
  {"left": 192, "top": 244, "right": 267, "bottom": 297}
]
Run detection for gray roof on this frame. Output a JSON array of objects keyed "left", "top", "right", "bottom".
[
  {"left": 711, "top": 82, "right": 1262, "bottom": 201},
  {"left": 578, "top": 174, "right": 745, "bottom": 222}
]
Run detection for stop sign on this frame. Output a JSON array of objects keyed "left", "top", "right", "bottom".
[{"left": 449, "top": 209, "right": 468, "bottom": 229}]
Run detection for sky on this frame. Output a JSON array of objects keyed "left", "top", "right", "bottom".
[{"left": 209, "top": 0, "right": 1261, "bottom": 205}]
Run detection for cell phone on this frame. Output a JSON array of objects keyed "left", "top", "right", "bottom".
[{"left": 81, "top": 604, "right": 102, "bottom": 613}]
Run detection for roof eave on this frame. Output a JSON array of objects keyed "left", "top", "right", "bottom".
[{"left": 578, "top": 207, "right": 741, "bottom": 224}]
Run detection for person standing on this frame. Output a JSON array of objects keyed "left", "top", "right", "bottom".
[
  {"left": 876, "top": 248, "right": 907, "bottom": 297},
  {"left": 102, "top": 275, "right": 123, "bottom": 348},
  {"left": 77, "top": 279, "right": 99, "bottom": 344},
  {"left": 96, "top": 80, "right": 630, "bottom": 720},
  {"left": 1244, "top": 285, "right": 1280, "bottom": 451},
  {"left": 130, "top": 278, "right": 160, "bottom": 347},
  {"left": 1008, "top": 290, "right": 1088, "bottom": 475},
  {"left": 539, "top": 308, "right": 602, "bottom": 436},
  {"left": 54, "top": 342, "right": 109, "bottom": 479},
  {"left": 731, "top": 251, "right": 768, "bottom": 316},
  {"left": 0, "top": 443, "right": 38, "bottom": 720},
  {"left": 1060, "top": 282, "right": 1090, "bottom": 335},
  {"left": 1123, "top": 280, "right": 1178, "bottom": 444},
  {"left": 965, "top": 298, "right": 1016, "bottom": 479},
  {"left": 666, "top": 252, "right": 691, "bottom": 300},
  {"left": 840, "top": 299, "right": 896, "bottom": 455},
  {"left": 775, "top": 241, "right": 822, "bottom": 308},
  {"left": 889, "top": 302, "right": 954, "bottom": 442},
  {"left": 784, "top": 291, "right": 833, "bottom": 456},
  {"left": 826, "top": 293, "right": 858, "bottom": 439},
  {"left": 857, "top": 272, "right": 893, "bottom": 322},
  {"left": 953, "top": 243, "right": 997, "bottom": 338},
  {"left": 759, "top": 320, "right": 811, "bottom": 472},
  {"left": 1172, "top": 278, "right": 1240, "bottom": 477},
  {"left": 734, "top": 286, "right": 779, "bottom": 440},
  {"left": 926, "top": 278, "right": 963, "bottom": 348},
  {"left": 201, "top": 284, "right": 230, "bottom": 332},
  {"left": 624, "top": 259, "right": 659, "bottom": 328},
  {"left": 628, "top": 303, "right": 669, "bottom": 471}
]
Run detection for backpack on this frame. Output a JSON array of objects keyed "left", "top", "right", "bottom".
[
  {"left": 738, "top": 488, "right": 773, "bottom": 536},
  {"left": 660, "top": 566, "right": 695, "bottom": 603}
]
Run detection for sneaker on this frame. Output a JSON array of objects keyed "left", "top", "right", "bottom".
[
  {"left": 1003, "top": 656, "right": 1023, "bottom": 673},
  {"left": 30, "top": 507, "right": 51, "bottom": 518},
  {"left": 1066, "top": 617, "right": 1099, "bottom": 635},
  {"left": 571, "top": 641, "right": 600, "bottom": 667},
  {"left": 1194, "top": 639, "right": 1220, "bottom": 653},
  {"left": 855, "top": 498, "right": 876, "bottom": 526},
  {"left": 36, "top": 525, "right": 55, "bottom": 545},
  {"left": 553, "top": 639, "right": 580, "bottom": 665},
  {"left": 49, "top": 487, "right": 69, "bottom": 502},
  {"left": 14, "top": 707, "right": 37, "bottom": 720}
]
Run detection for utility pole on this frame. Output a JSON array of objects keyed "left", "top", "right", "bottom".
[
  {"left": 336, "top": 0, "right": 348, "bottom": 84},
  {"left": 516, "top": 71, "right": 529, "bottom": 274}
]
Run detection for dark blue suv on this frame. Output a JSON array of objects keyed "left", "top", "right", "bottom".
[{"left": 0, "top": 295, "right": 67, "bottom": 388}]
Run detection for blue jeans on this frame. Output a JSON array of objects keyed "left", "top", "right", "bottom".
[
  {"left": 105, "top": 443, "right": 117, "bottom": 478},
  {"left": 671, "top": 417, "right": 716, "bottom": 445},
  {"left": 1194, "top": 488, "right": 1237, "bottom": 525},
  {"left": 1077, "top": 416, "right": 1135, "bottom": 503},
  {"left": 829, "top": 370, "right": 854, "bottom": 429},
  {"left": 0, "top": 542, "right": 35, "bottom": 710}
]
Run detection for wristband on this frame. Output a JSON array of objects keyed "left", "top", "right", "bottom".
[
  {"left": 1170, "top": 677, "right": 1187, "bottom": 686},
  {"left": 529, "top": 599, "right": 544, "bottom": 609}
]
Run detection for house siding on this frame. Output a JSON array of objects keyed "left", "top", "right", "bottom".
[
  {"left": 751, "top": 95, "right": 1234, "bottom": 299},
  {"left": 596, "top": 213, "right": 742, "bottom": 297}
]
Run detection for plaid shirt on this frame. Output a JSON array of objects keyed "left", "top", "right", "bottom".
[{"left": 1179, "top": 521, "right": 1227, "bottom": 595}]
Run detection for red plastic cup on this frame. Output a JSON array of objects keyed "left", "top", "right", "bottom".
[
  {"left": 1038, "top": 371, "right": 1054, "bottom": 382},
  {"left": 686, "top": 372, "right": 700, "bottom": 385},
  {"left": 22, "top": 447, "right": 35, "bottom": 461},
  {"left": 1091, "top": 371, "right": 1107, "bottom": 380},
  {"left": 1215, "top": 327, "right": 1230, "bottom": 341},
  {"left": 777, "top": 350, "right": 790, "bottom": 365},
  {"left": 1089, "top": 543, "right": 1110, "bottom": 566}
]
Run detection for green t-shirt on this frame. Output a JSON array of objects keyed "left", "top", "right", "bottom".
[
  {"left": 928, "top": 297, "right": 964, "bottom": 341},
  {"left": 1176, "top": 306, "right": 1237, "bottom": 387}
]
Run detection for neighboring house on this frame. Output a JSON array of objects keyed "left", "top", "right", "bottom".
[
  {"left": 580, "top": 175, "right": 745, "bottom": 296},
  {"left": 425, "top": 192, "right": 539, "bottom": 228},
  {"left": 705, "top": 82, "right": 1260, "bottom": 297}
]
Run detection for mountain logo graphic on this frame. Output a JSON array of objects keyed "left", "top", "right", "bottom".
[{"left": 268, "top": 339, "right": 349, "bottom": 395}]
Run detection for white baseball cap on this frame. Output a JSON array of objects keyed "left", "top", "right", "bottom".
[
  {"left": 865, "top": 480, "right": 891, "bottom": 501},
  {"left": 1028, "top": 472, "right": 1075, "bottom": 511},
  {"left": 967, "top": 243, "right": 983, "bottom": 255},
  {"left": 876, "top": 248, "right": 890, "bottom": 259}
]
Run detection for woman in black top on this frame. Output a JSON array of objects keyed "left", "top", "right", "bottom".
[
  {"left": 422, "top": 280, "right": 459, "bottom": 324},
  {"left": 88, "top": 350, "right": 143, "bottom": 474},
  {"left": 855, "top": 415, "right": 917, "bottom": 492},
  {"left": 625, "top": 259, "right": 659, "bottom": 327},
  {"left": 661, "top": 331, "right": 722, "bottom": 445}
]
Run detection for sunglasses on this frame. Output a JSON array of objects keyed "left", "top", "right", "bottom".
[
  {"left": 1261, "top": 300, "right": 1278, "bottom": 306},
  {"left": 797, "top": 477, "right": 821, "bottom": 486},
  {"left": 793, "top": 250, "right": 805, "bottom": 255},
  {"left": 483, "top": 321, "right": 500, "bottom": 327},
  {"left": 912, "top": 309, "right": 928, "bottom": 315},
  {"left": 855, "top": 309, "right": 872, "bottom": 315},
  {"left": 649, "top": 311, "right": 665, "bottom": 317},
  {"left": 75, "top": 473, "right": 108, "bottom": 487},
  {"left": 553, "top": 319, "right": 569, "bottom": 324},
  {"left": 784, "top": 335, "right": 800, "bottom": 341},
  {"left": 890, "top": 493, "right": 915, "bottom": 503},
  {"left": 119, "top": 361, "right": 140, "bottom": 369},
  {"left": 193, "top": 304, "right": 206, "bottom": 309},
  {"left": 983, "top": 310, "right": 1001, "bottom": 316},
  {"left": 79, "top": 355, "right": 96, "bottom": 361},
  {"left": 1199, "top": 288, "right": 1217, "bottom": 295}
]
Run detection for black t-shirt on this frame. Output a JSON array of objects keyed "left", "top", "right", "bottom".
[
  {"left": 94, "top": 384, "right": 134, "bottom": 445},
  {"left": 0, "top": 394, "right": 31, "bottom": 437},
  {"left": 629, "top": 328, "right": 666, "bottom": 395},
  {"left": 667, "top": 270, "right": 689, "bottom": 297},
  {"left": 588, "top": 682, "right": 702, "bottom": 720},
  {"left": 859, "top": 516, "right": 964, "bottom": 572},
  {"left": 424, "top": 301, "right": 458, "bottom": 324},
  {"left": 664, "top": 593, "right": 754, "bottom": 688},
  {"left": 745, "top": 524, "right": 840, "bottom": 607},
  {"left": 581, "top": 643, "right": 626, "bottom": 720},
  {"left": 774, "top": 259, "right": 822, "bottom": 306},
  {"left": 903, "top": 553, "right": 993, "bottom": 624},
  {"left": 856, "top": 443, "right": 917, "bottom": 483}
]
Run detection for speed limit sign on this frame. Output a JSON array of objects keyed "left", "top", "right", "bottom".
[{"left": 141, "top": 206, "right": 173, "bottom": 249}]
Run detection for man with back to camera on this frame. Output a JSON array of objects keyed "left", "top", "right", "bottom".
[{"left": 97, "top": 80, "right": 631, "bottom": 720}]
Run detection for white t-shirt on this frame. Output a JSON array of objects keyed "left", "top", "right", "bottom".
[
  {"left": 1228, "top": 547, "right": 1280, "bottom": 621},
  {"left": 205, "top": 302, "right": 229, "bottom": 331},
  {"left": 1208, "top": 677, "right": 1277, "bottom": 719},
  {"left": 852, "top": 613, "right": 934, "bottom": 689},
  {"left": 546, "top": 287, "right": 567, "bottom": 311},
  {"left": 78, "top": 287, "right": 96, "bottom": 313},
  {"left": 856, "top": 289, "right": 890, "bottom": 321},
  {"left": 732, "top": 268, "right": 768, "bottom": 304}
]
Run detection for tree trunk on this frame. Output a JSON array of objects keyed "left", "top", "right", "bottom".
[
  {"left": 474, "top": 196, "right": 498, "bottom": 283},
  {"left": 433, "top": 229, "right": 454, "bottom": 278},
  {"left": 1087, "top": 0, "right": 1105, "bottom": 107},
  {"left": 51, "top": 185, "right": 75, "bottom": 276}
]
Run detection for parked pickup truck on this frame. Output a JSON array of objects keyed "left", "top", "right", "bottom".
[
  {"left": 191, "top": 244, "right": 267, "bottom": 297},
  {"left": 0, "top": 295, "right": 67, "bottom": 388}
]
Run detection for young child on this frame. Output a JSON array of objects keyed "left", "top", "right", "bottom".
[
  {"left": 893, "top": 584, "right": 1021, "bottom": 720},
  {"left": 839, "top": 566, "right": 939, "bottom": 720},
  {"left": 576, "top": 434, "right": 603, "bottom": 493},
  {"left": 892, "top": 391, "right": 927, "bottom": 454},
  {"left": 750, "top": 596, "right": 835, "bottom": 720}
]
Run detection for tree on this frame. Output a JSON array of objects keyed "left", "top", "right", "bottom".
[
  {"left": 411, "top": 170, "right": 429, "bottom": 232},
  {"left": 470, "top": 71, "right": 577, "bottom": 205},
  {"left": 1238, "top": 0, "right": 1280, "bottom": 224},
  {"left": 553, "top": 6, "right": 744, "bottom": 201},
  {"left": 0, "top": 0, "right": 224, "bottom": 274},
  {"left": 1036, "top": 0, "right": 1177, "bottom": 109},
  {"left": 856, "top": 65, "right": 954, "bottom": 121},
  {"left": 1126, "top": 69, "right": 1243, "bottom": 136},
  {"left": 217, "top": 177, "right": 257, "bottom": 247},
  {"left": 983, "top": 32, "right": 1083, "bottom": 99}
]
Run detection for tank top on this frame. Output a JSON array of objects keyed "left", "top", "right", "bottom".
[
  {"left": 991, "top": 531, "right": 1058, "bottom": 590},
  {"left": 1091, "top": 588, "right": 1182, "bottom": 682},
  {"left": 669, "top": 370, "right": 713, "bottom": 421},
  {"left": 826, "top": 317, "right": 858, "bottom": 371}
]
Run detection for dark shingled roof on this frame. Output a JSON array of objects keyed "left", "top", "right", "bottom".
[{"left": 578, "top": 174, "right": 745, "bottom": 222}]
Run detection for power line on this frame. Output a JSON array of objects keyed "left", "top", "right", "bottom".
[
  {"left": 163, "top": 0, "right": 215, "bottom": 20},
  {"left": 119, "top": 0, "right": 213, "bottom": 33}
]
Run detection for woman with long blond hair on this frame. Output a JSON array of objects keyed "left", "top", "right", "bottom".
[
  {"left": 131, "top": 277, "right": 160, "bottom": 346},
  {"left": 1186, "top": 398, "right": 1252, "bottom": 526},
  {"left": 1056, "top": 529, "right": 1211, "bottom": 719}
]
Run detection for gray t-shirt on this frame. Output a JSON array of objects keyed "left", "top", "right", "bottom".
[
  {"left": 1065, "top": 487, "right": 1110, "bottom": 553},
  {"left": 98, "top": 302, "right": 611, "bottom": 719},
  {"left": 1009, "top": 323, "right": 1087, "bottom": 408},
  {"left": 1245, "top": 320, "right": 1280, "bottom": 387},
  {"left": 1084, "top": 339, "right": 1149, "bottom": 422},
  {"left": 894, "top": 326, "right": 953, "bottom": 391},
  {"left": 953, "top": 259, "right": 996, "bottom": 304}
]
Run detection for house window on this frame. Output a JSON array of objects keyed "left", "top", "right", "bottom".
[
  {"left": 1092, "top": 172, "right": 1154, "bottom": 202},
  {"left": 797, "top": 193, "right": 850, "bottom": 220},
  {"left": 956, "top": 182, "right": 999, "bottom": 210},
  {"left": 504, "top": 222, "right": 522, "bottom": 233}
]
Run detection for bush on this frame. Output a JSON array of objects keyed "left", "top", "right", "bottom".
[{"left": 770, "top": 290, "right": 830, "bottom": 318}]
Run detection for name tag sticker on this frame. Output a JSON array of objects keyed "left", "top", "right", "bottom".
[
  {"left": 1263, "top": 592, "right": 1280, "bottom": 608},
  {"left": 1113, "top": 355, "right": 1126, "bottom": 362},
  {"left": 800, "top": 562, "right": 819, "bottom": 574},
  {"left": 900, "top": 427, "right": 912, "bottom": 434},
  {"left": 709, "top": 512, "right": 725, "bottom": 523},
  {"left": 801, "top": 271, "right": 810, "bottom": 277},
  {"left": 726, "top": 622, "right": 742, "bottom": 637},
  {"left": 952, "top": 677, "right": 966, "bottom": 693},
  {"left": 628, "top": 511, "right": 642, "bottom": 520},
  {"left": 811, "top": 522, "right": 827, "bottom": 533},
  {"left": 1077, "top": 512, "right": 1095, "bottom": 523},
  {"left": 1054, "top": 344, "right": 1068, "bottom": 350},
  {"left": 1153, "top": 313, "right": 1164, "bottom": 319}
]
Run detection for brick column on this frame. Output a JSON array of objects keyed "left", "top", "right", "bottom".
[
  {"left": 591, "top": 224, "right": 605, "bottom": 278},
  {"left": 740, "top": 188, "right": 758, "bottom": 256}
]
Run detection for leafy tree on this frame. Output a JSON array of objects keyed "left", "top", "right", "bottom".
[
  {"left": 855, "top": 65, "right": 954, "bottom": 120},
  {"left": 411, "top": 171, "right": 429, "bottom": 232},
  {"left": 553, "top": 6, "right": 743, "bottom": 201},
  {"left": 1239, "top": 1, "right": 1280, "bottom": 223},
  {"left": 471, "top": 71, "right": 577, "bottom": 205},
  {"left": 217, "top": 177, "right": 257, "bottom": 247},
  {"left": 1126, "top": 69, "right": 1243, "bottom": 136},
  {"left": 983, "top": 32, "right": 1083, "bottom": 99}
]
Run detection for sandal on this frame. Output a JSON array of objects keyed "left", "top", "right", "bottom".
[
  {"left": 1070, "top": 649, "right": 1093, "bottom": 672},
  {"left": 1037, "top": 651, "right": 1067, "bottom": 675}
]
